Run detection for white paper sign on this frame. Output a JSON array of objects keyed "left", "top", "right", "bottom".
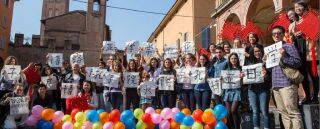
[
  {"left": 158, "top": 75, "right": 174, "bottom": 91},
  {"left": 164, "top": 44, "right": 178, "bottom": 59},
  {"left": 124, "top": 72, "right": 140, "bottom": 88},
  {"left": 182, "top": 41, "right": 195, "bottom": 54},
  {"left": 102, "top": 41, "right": 116, "bottom": 54},
  {"left": 230, "top": 48, "right": 245, "bottom": 66},
  {"left": 70, "top": 52, "right": 84, "bottom": 66},
  {"left": 142, "top": 42, "right": 156, "bottom": 57},
  {"left": 48, "top": 53, "right": 63, "bottom": 67},
  {"left": 242, "top": 63, "right": 264, "bottom": 84},
  {"left": 221, "top": 70, "right": 241, "bottom": 89},
  {"left": 61, "top": 83, "right": 78, "bottom": 98},
  {"left": 103, "top": 72, "right": 120, "bottom": 88},
  {"left": 85, "top": 67, "right": 95, "bottom": 81},
  {"left": 126, "top": 40, "right": 139, "bottom": 54},
  {"left": 91, "top": 68, "right": 107, "bottom": 83},
  {"left": 207, "top": 78, "right": 223, "bottom": 96},
  {"left": 176, "top": 68, "right": 191, "bottom": 83},
  {"left": 191, "top": 67, "right": 206, "bottom": 84},
  {"left": 140, "top": 81, "right": 157, "bottom": 96},
  {"left": 41, "top": 76, "right": 58, "bottom": 90},
  {"left": 3, "top": 65, "right": 21, "bottom": 81},
  {"left": 264, "top": 41, "right": 282, "bottom": 68},
  {"left": 10, "top": 97, "right": 29, "bottom": 115}
]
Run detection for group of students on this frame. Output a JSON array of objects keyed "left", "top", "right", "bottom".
[{"left": 0, "top": 1, "right": 318, "bottom": 129}]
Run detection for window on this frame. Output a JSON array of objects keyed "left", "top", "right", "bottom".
[
  {"left": 48, "top": 8, "right": 53, "bottom": 17},
  {"left": 176, "top": 38, "right": 180, "bottom": 48},
  {"left": 55, "top": 9, "right": 59, "bottom": 16},
  {"left": 4, "top": 0, "right": 9, "bottom": 7},
  {"left": 2, "top": 16, "right": 6, "bottom": 28},
  {"left": 93, "top": 0, "right": 100, "bottom": 12},
  {"left": 64, "top": 39, "right": 71, "bottom": 50},
  {"left": 183, "top": 32, "right": 188, "bottom": 42},
  {"left": 201, "top": 27, "right": 211, "bottom": 49}
]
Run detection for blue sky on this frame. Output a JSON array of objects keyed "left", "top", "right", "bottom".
[{"left": 11, "top": 0, "right": 175, "bottom": 49}]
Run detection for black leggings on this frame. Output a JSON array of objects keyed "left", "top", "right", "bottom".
[
  {"left": 225, "top": 101, "right": 240, "bottom": 129},
  {"left": 124, "top": 88, "right": 140, "bottom": 110}
]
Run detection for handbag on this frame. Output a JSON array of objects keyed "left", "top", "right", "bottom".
[{"left": 280, "top": 62, "right": 304, "bottom": 84}]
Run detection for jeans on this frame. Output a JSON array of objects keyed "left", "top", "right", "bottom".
[
  {"left": 194, "top": 90, "right": 211, "bottom": 111},
  {"left": 159, "top": 91, "right": 176, "bottom": 108},
  {"left": 248, "top": 88, "right": 270, "bottom": 128},
  {"left": 181, "top": 89, "right": 196, "bottom": 111}
]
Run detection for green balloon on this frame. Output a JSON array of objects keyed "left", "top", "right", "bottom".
[
  {"left": 136, "top": 120, "right": 146, "bottom": 129},
  {"left": 180, "top": 124, "right": 191, "bottom": 129},
  {"left": 204, "top": 108, "right": 213, "bottom": 113},
  {"left": 75, "top": 112, "right": 86, "bottom": 123},
  {"left": 134, "top": 108, "right": 144, "bottom": 119},
  {"left": 92, "top": 122, "right": 103, "bottom": 129},
  {"left": 192, "top": 122, "right": 203, "bottom": 129}
]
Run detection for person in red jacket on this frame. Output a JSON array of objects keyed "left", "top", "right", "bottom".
[{"left": 22, "top": 62, "right": 42, "bottom": 100}]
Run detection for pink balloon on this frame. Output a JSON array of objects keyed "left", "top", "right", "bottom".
[
  {"left": 171, "top": 108, "right": 180, "bottom": 119},
  {"left": 52, "top": 111, "right": 64, "bottom": 123},
  {"left": 160, "top": 108, "right": 172, "bottom": 120},
  {"left": 145, "top": 107, "right": 155, "bottom": 114},
  {"left": 62, "top": 122, "right": 73, "bottom": 129},
  {"left": 159, "top": 120, "right": 170, "bottom": 129},
  {"left": 151, "top": 114, "right": 162, "bottom": 124},
  {"left": 82, "top": 121, "right": 93, "bottom": 129},
  {"left": 103, "top": 122, "right": 114, "bottom": 129},
  {"left": 32, "top": 105, "right": 44, "bottom": 118},
  {"left": 25, "top": 116, "right": 38, "bottom": 126}
]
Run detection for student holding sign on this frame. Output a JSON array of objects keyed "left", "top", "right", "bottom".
[
  {"left": 41, "top": 65, "right": 60, "bottom": 109},
  {"left": 79, "top": 81, "right": 98, "bottom": 109},
  {"left": 123, "top": 59, "right": 141, "bottom": 110},
  {"left": 105, "top": 61, "right": 123, "bottom": 110},
  {"left": 0, "top": 83, "right": 28, "bottom": 128},
  {"left": 137, "top": 71, "right": 153, "bottom": 110}
]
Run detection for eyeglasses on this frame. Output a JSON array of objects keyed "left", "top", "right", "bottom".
[{"left": 272, "top": 32, "right": 283, "bottom": 36}]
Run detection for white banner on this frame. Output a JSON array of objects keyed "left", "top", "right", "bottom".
[
  {"left": 207, "top": 78, "right": 223, "bottom": 96},
  {"left": 48, "top": 53, "right": 63, "bottom": 67},
  {"left": 61, "top": 83, "right": 78, "bottom": 98},
  {"left": 70, "top": 52, "right": 84, "bottom": 66},
  {"left": 102, "top": 41, "right": 116, "bottom": 54},
  {"left": 221, "top": 70, "right": 241, "bottom": 89},
  {"left": 264, "top": 41, "right": 282, "bottom": 68},
  {"left": 242, "top": 63, "right": 264, "bottom": 84},
  {"left": 3, "top": 65, "right": 21, "bottom": 81},
  {"left": 85, "top": 67, "right": 95, "bottom": 81},
  {"left": 41, "top": 76, "right": 58, "bottom": 90},
  {"left": 126, "top": 40, "right": 139, "bottom": 55},
  {"left": 176, "top": 68, "right": 191, "bottom": 83},
  {"left": 124, "top": 72, "right": 140, "bottom": 88},
  {"left": 10, "top": 97, "right": 29, "bottom": 115},
  {"left": 142, "top": 42, "right": 156, "bottom": 57},
  {"left": 158, "top": 75, "right": 174, "bottom": 91},
  {"left": 140, "top": 81, "right": 157, "bottom": 97},
  {"left": 181, "top": 41, "right": 195, "bottom": 54},
  {"left": 103, "top": 72, "right": 120, "bottom": 88},
  {"left": 191, "top": 67, "right": 206, "bottom": 84},
  {"left": 230, "top": 48, "right": 245, "bottom": 66},
  {"left": 91, "top": 68, "right": 107, "bottom": 83},
  {"left": 164, "top": 44, "right": 178, "bottom": 59}
]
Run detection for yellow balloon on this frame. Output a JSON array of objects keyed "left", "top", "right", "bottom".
[
  {"left": 93, "top": 122, "right": 103, "bottom": 129},
  {"left": 75, "top": 112, "right": 86, "bottom": 123},
  {"left": 74, "top": 122, "right": 82, "bottom": 129},
  {"left": 62, "top": 115, "right": 72, "bottom": 123}
]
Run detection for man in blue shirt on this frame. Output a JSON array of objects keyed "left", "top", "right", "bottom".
[{"left": 211, "top": 46, "right": 227, "bottom": 104}]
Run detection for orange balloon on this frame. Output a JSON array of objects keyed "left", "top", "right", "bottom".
[
  {"left": 41, "top": 108, "right": 55, "bottom": 121},
  {"left": 170, "top": 120, "right": 180, "bottom": 129},
  {"left": 54, "top": 121, "right": 63, "bottom": 129},
  {"left": 181, "top": 108, "right": 191, "bottom": 116},
  {"left": 202, "top": 112, "right": 216, "bottom": 124},
  {"left": 71, "top": 108, "right": 80, "bottom": 118},
  {"left": 222, "top": 117, "right": 227, "bottom": 123},
  {"left": 99, "top": 112, "right": 109, "bottom": 124},
  {"left": 114, "top": 122, "right": 125, "bottom": 129},
  {"left": 146, "top": 122, "right": 155, "bottom": 129},
  {"left": 155, "top": 109, "right": 162, "bottom": 114}
]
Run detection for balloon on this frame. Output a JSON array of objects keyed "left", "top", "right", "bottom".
[
  {"left": 136, "top": 120, "right": 146, "bottom": 129},
  {"left": 213, "top": 104, "right": 227, "bottom": 120},
  {"left": 159, "top": 120, "right": 170, "bottom": 129},
  {"left": 74, "top": 122, "right": 82, "bottom": 129},
  {"left": 124, "top": 120, "right": 135, "bottom": 129},
  {"left": 97, "top": 109, "right": 105, "bottom": 115},
  {"left": 87, "top": 110, "right": 99, "bottom": 123},
  {"left": 180, "top": 124, "right": 190, "bottom": 129},
  {"left": 120, "top": 110, "right": 134, "bottom": 122},
  {"left": 160, "top": 108, "right": 172, "bottom": 120},
  {"left": 25, "top": 115, "right": 38, "bottom": 126},
  {"left": 215, "top": 121, "right": 227, "bottom": 129},
  {"left": 204, "top": 124, "right": 214, "bottom": 129},
  {"left": 103, "top": 122, "right": 114, "bottom": 129},
  {"left": 71, "top": 108, "right": 80, "bottom": 119},
  {"left": 32, "top": 105, "right": 44, "bottom": 118},
  {"left": 181, "top": 108, "right": 191, "bottom": 116},
  {"left": 182, "top": 116, "right": 194, "bottom": 126},
  {"left": 82, "top": 121, "right": 93, "bottom": 129},
  {"left": 141, "top": 113, "right": 152, "bottom": 123},
  {"left": 192, "top": 122, "right": 203, "bottom": 129},
  {"left": 93, "top": 122, "right": 103, "bottom": 129},
  {"left": 54, "top": 121, "right": 63, "bottom": 129},
  {"left": 109, "top": 109, "right": 121, "bottom": 123},
  {"left": 41, "top": 108, "right": 55, "bottom": 121},
  {"left": 145, "top": 107, "right": 155, "bottom": 114},
  {"left": 170, "top": 120, "right": 180, "bottom": 129},
  {"left": 174, "top": 112, "right": 185, "bottom": 123},
  {"left": 202, "top": 112, "right": 216, "bottom": 125},
  {"left": 41, "top": 121, "right": 53, "bottom": 129},
  {"left": 145, "top": 122, "right": 155, "bottom": 129},
  {"left": 75, "top": 112, "right": 86, "bottom": 123},
  {"left": 37, "top": 119, "right": 46, "bottom": 129},
  {"left": 134, "top": 108, "right": 144, "bottom": 120},
  {"left": 114, "top": 122, "right": 125, "bottom": 129},
  {"left": 192, "top": 109, "right": 203, "bottom": 122},
  {"left": 99, "top": 112, "right": 109, "bottom": 124},
  {"left": 171, "top": 108, "right": 180, "bottom": 114},
  {"left": 155, "top": 109, "right": 162, "bottom": 114},
  {"left": 221, "top": 117, "right": 227, "bottom": 123},
  {"left": 62, "top": 115, "right": 72, "bottom": 123},
  {"left": 151, "top": 114, "right": 162, "bottom": 124},
  {"left": 204, "top": 108, "right": 213, "bottom": 113},
  {"left": 62, "top": 121, "right": 73, "bottom": 129},
  {"left": 52, "top": 111, "right": 64, "bottom": 123}
]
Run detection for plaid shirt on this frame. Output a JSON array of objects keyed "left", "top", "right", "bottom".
[{"left": 272, "top": 42, "right": 301, "bottom": 88}]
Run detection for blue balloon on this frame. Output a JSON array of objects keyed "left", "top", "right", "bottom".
[
  {"left": 37, "top": 119, "right": 46, "bottom": 129},
  {"left": 121, "top": 110, "right": 134, "bottom": 122},
  {"left": 174, "top": 112, "right": 185, "bottom": 123},
  {"left": 124, "top": 120, "right": 135, "bottom": 129},
  {"left": 215, "top": 121, "right": 228, "bottom": 129},
  {"left": 182, "top": 116, "right": 194, "bottom": 126},
  {"left": 87, "top": 110, "right": 99, "bottom": 122},
  {"left": 213, "top": 104, "right": 228, "bottom": 120},
  {"left": 97, "top": 109, "right": 105, "bottom": 115},
  {"left": 41, "top": 121, "right": 53, "bottom": 129}
]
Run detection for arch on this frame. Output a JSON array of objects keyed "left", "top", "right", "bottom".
[
  {"left": 225, "top": 13, "right": 241, "bottom": 24},
  {"left": 93, "top": 0, "right": 100, "bottom": 12}
]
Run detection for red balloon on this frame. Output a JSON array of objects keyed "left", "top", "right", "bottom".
[
  {"left": 109, "top": 109, "right": 121, "bottom": 123},
  {"left": 141, "top": 113, "right": 152, "bottom": 123},
  {"left": 192, "top": 109, "right": 203, "bottom": 122},
  {"left": 71, "top": 108, "right": 80, "bottom": 119},
  {"left": 204, "top": 124, "right": 214, "bottom": 129}
]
